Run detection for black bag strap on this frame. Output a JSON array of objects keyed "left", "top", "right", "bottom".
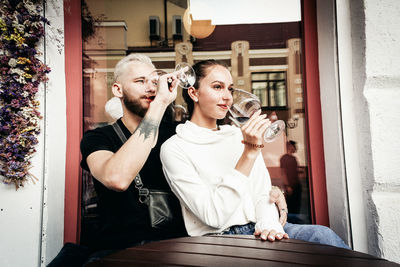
[
  {"left": 111, "top": 121, "right": 128, "bottom": 143},
  {"left": 112, "top": 121, "right": 149, "bottom": 203}
]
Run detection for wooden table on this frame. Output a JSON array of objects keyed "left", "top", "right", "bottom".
[{"left": 87, "top": 235, "right": 399, "bottom": 266}]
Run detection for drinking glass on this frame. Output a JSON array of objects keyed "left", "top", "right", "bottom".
[
  {"left": 228, "top": 88, "right": 285, "bottom": 142},
  {"left": 173, "top": 62, "right": 196, "bottom": 89},
  {"left": 149, "top": 63, "right": 195, "bottom": 90},
  {"left": 147, "top": 69, "right": 168, "bottom": 91}
]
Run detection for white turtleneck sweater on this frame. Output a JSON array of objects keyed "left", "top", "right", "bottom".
[{"left": 160, "top": 121, "right": 284, "bottom": 236}]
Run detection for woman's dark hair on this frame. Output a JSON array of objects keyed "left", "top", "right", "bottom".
[{"left": 182, "top": 60, "right": 229, "bottom": 120}]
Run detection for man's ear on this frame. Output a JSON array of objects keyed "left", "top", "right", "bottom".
[
  {"left": 188, "top": 86, "right": 199, "bottom": 102},
  {"left": 112, "top": 82, "right": 123, "bottom": 98}
]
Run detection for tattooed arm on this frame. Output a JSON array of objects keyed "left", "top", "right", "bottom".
[
  {"left": 86, "top": 77, "right": 178, "bottom": 191},
  {"left": 85, "top": 120, "right": 160, "bottom": 192}
]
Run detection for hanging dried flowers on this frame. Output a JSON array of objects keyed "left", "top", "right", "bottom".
[{"left": 0, "top": 0, "right": 50, "bottom": 189}]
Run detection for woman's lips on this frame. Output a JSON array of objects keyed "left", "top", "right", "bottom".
[{"left": 218, "top": 104, "right": 228, "bottom": 110}]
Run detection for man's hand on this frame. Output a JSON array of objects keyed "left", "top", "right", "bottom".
[
  {"left": 154, "top": 73, "right": 179, "bottom": 107},
  {"left": 154, "top": 67, "right": 190, "bottom": 106},
  {"left": 254, "top": 229, "right": 289, "bottom": 242},
  {"left": 270, "top": 186, "right": 288, "bottom": 226}
]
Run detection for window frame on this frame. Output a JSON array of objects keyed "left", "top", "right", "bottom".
[{"left": 63, "top": 0, "right": 329, "bottom": 244}]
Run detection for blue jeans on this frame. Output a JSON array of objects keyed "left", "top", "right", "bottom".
[
  {"left": 283, "top": 222, "right": 350, "bottom": 249},
  {"left": 221, "top": 222, "right": 350, "bottom": 249}
]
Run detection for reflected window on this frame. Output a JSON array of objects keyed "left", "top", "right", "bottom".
[{"left": 252, "top": 72, "right": 287, "bottom": 108}]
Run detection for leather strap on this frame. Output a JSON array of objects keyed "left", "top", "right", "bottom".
[
  {"left": 111, "top": 121, "right": 149, "bottom": 202},
  {"left": 111, "top": 121, "right": 128, "bottom": 143}
]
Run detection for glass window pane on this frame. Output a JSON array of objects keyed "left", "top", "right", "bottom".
[
  {"left": 252, "top": 82, "right": 268, "bottom": 106},
  {"left": 269, "top": 81, "right": 276, "bottom": 106},
  {"left": 82, "top": 0, "right": 311, "bottom": 227},
  {"left": 252, "top": 73, "right": 268, "bottom": 80},
  {"left": 276, "top": 81, "right": 286, "bottom": 106},
  {"left": 252, "top": 72, "right": 287, "bottom": 108},
  {"left": 270, "top": 72, "right": 285, "bottom": 80}
]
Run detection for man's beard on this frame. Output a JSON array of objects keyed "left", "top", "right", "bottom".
[{"left": 122, "top": 93, "right": 148, "bottom": 118}]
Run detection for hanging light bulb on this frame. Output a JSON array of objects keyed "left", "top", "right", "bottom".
[{"left": 183, "top": 8, "right": 215, "bottom": 39}]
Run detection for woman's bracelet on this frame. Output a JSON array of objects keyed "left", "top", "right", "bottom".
[
  {"left": 280, "top": 208, "right": 289, "bottom": 214},
  {"left": 241, "top": 140, "right": 264, "bottom": 148}
]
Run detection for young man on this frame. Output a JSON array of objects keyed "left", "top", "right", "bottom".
[{"left": 80, "top": 54, "right": 185, "bottom": 252}]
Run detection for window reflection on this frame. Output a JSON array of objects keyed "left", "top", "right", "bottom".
[
  {"left": 252, "top": 72, "right": 287, "bottom": 108},
  {"left": 81, "top": 0, "right": 310, "bottom": 225}
]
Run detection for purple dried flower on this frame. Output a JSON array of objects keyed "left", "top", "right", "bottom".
[{"left": 0, "top": 0, "right": 50, "bottom": 189}]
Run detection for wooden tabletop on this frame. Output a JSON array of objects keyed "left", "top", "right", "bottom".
[{"left": 87, "top": 235, "right": 399, "bottom": 266}]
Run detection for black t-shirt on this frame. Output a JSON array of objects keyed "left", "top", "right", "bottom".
[{"left": 80, "top": 118, "right": 185, "bottom": 250}]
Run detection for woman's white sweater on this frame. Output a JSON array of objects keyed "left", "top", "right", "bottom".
[{"left": 160, "top": 121, "right": 284, "bottom": 236}]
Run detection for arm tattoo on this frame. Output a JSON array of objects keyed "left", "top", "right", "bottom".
[{"left": 134, "top": 118, "right": 159, "bottom": 141}]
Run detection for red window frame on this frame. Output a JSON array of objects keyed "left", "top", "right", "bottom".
[
  {"left": 64, "top": 0, "right": 83, "bottom": 244},
  {"left": 302, "top": 0, "right": 329, "bottom": 226}
]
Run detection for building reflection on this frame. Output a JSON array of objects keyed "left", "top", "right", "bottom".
[{"left": 82, "top": 0, "right": 310, "bottom": 224}]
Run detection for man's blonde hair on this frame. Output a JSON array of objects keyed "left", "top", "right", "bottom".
[{"left": 114, "top": 53, "right": 155, "bottom": 82}]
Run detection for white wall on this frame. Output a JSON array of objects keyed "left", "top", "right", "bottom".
[
  {"left": 0, "top": 1, "right": 66, "bottom": 266},
  {"left": 41, "top": 0, "right": 67, "bottom": 264},
  {"left": 318, "top": 0, "right": 400, "bottom": 263},
  {"left": 362, "top": 0, "right": 400, "bottom": 262}
]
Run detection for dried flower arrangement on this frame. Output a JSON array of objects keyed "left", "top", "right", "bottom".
[{"left": 0, "top": 0, "right": 50, "bottom": 189}]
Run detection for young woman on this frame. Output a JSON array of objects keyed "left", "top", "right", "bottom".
[{"left": 160, "top": 60, "right": 349, "bottom": 248}]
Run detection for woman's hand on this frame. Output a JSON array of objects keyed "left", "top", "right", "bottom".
[
  {"left": 254, "top": 229, "right": 289, "bottom": 242},
  {"left": 240, "top": 110, "right": 270, "bottom": 154},
  {"left": 235, "top": 110, "right": 271, "bottom": 177},
  {"left": 270, "top": 186, "right": 288, "bottom": 226}
]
